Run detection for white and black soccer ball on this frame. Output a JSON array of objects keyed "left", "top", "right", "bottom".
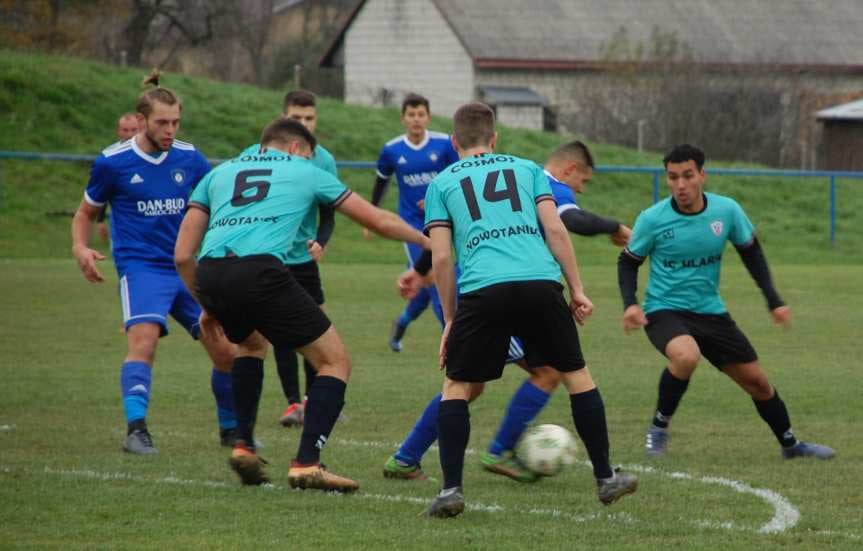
[{"left": 516, "top": 424, "right": 578, "bottom": 476}]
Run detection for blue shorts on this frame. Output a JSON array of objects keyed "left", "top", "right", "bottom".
[{"left": 119, "top": 269, "right": 201, "bottom": 338}]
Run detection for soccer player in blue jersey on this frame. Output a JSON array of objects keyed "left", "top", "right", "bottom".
[
  {"left": 239, "top": 90, "right": 338, "bottom": 428},
  {"left": 175, "top": 118, "right": 430, "bottom": 491},
  {"left": 386, "top": 140, "right": 634, "bottom": 484},
  {"left": 369, "top": 93, "right": 460, "bottom": 352},
  {"left": 71, "top": 73, "right": 237, "bottom": 455},
  {"left": 618, "top": 144, "right": 835, "bottom": 461},
  {"left": 421, "top": 103, "right": 637, "bottom": 518}
]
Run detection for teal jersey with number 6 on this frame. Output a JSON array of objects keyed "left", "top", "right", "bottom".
[
  {"left": 239, "top": 143, "right": 338, "bottom": 264},
  {"left": 189, "top": 153, "right": 351, "bottom": 262},
  {"left": 423, "top": 153, "right": 561, "bottom": 294},
  {"left": 625, "top": 192, "right": 755, "bottom": 314}
]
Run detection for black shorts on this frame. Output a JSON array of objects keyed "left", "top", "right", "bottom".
[
  {"left": 195, "top": 255, "right": 331, "bottom": 349},
  {"left": 288, "top": 260, "right": 324, "bottom": 305},
  {"left": 645, "top": 309, "right": 758, "bottom": 369},
  {"left": 445, "top": 280, "right": 585, "bottom": 383}
]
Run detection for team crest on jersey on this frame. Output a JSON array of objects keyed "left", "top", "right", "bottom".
[
  {"left": 710, "top": 220, "right": 723, "bottom": 236},
  {"left": 429, "top": 152, "right": 438, "bottom": 162},
  {"left": 171, "top": 169, "right": 186, "bottom": 185},
  {"left": 397, "top": 156, "right": 408, "bottom": 165}
]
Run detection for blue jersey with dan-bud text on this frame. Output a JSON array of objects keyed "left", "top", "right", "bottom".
[
  {"left": 84, "top": 138, "right": 211, "bottom": 274},
  {"left": 377, "top": 131, "right": 459, "bottom": 229}
]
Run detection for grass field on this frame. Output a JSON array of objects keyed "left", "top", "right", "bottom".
[{"left": 1, "top": 258, "right": 861, "bottom": 550}]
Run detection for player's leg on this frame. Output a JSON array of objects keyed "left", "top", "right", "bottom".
[
  {"left": 117, "top": 270, "right": 177, "bottom": 455},
  {"left": 384, "top": 383, "right": 485, "bottom": 479},
  {"left": 287, "top": 325, "right": 358, "bottom": 492},
  {"left": 643, "top": 311, "right": 702, "bottom": 457},
  {"left": 171, "top": 279, "right": 239, "bottom": 447},
  {"left": 423, "top": 285, "right": 511, "bottom": 517},
  {"left": 121, "top": 322, "right": 161, "bottom": 454},
  {"left": 709, "top": 315, "right": 835, "bottom": 460},
  {"left": 518, "top": 280, "right": 636, "bottom": 505},
  {"left": 390, "top": 242, "right": 431, "bottom": 351},
  {"left": 482, "top": 361, "right": 558, "bottom": 483}
]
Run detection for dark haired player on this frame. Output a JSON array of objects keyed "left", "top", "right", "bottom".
[
  {"left": 369, "top": 93, "right": 460, "bottom": 351},
  {"left": 240, "top": 89, "right": 338, "bottom": 428},
  {"left": 421, "top": 102, "right": 637, "bottom": 517},
  {"left": 175, "top": 118, "right": 429, "bottom": 491},
  {"left": 618, "top": 143, "right": 835, "bottom": 460},
  {"left": 71, "top": 72, "right": 236, "bottom": 454}
]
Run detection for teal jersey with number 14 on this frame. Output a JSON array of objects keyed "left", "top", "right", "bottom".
[
  {"left": 189, "top": 153, "right": 351, "bottom": 262},
  {"left": 423, "top": 153, "right": 561, "bottom": 294}
]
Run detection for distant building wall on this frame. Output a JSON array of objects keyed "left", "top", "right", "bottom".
[
  {"left": 343, "top": 0, "right": 473, "bottom": 116},
  {"left": 494, "top": 105, "right": 544, "bottom": 131}
]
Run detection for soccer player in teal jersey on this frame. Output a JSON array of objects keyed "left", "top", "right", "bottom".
[
  {"left": 175, "top": 118, "right": 430, "bottom": 491},
  {"left": 420, "top": 102, "right": 637, "bottom": 518},
  {"left": 618, "top": 143, "right": 835, "bottom": 461},
  {"left": 385, "top": 141, "right": 634, "bottom": 484},
  {"left": 239, "top": 89, "right": 338, "bottom": 428}
]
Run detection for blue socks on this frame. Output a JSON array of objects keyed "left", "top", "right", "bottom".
[
  {"left": 121, "top": 361, "right": 151, "bottom": 427},
  {"left": 395, "top": 393, "right": 441, "bottom": 465},
  {"left": 211, "top": 368, "right": 236, "bottom": 430},
  {"left": 488, "top": 380, "right": 551, "bottom": 456}
]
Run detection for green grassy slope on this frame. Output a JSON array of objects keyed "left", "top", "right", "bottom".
[{"left": 1, "top": 49, "right": 860, "bottom": 263}]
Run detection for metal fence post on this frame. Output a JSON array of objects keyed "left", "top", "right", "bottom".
[
  {"left": 830, "top": 175, "right": 837, "bottom": 244},
  {"left": 652, "top": 172, "right": 660, "bottom": 204}
]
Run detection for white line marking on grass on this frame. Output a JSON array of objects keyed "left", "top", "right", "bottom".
[
  {"left": 335, "top": 438, "right": 801, "bottom": 535},
  {"left": 3, "top": 464, "right": 858, "bottom": 541},
  {"left": 618, "top": 462, "right": 800, "bottom": 534},
  {"left": 0, "top": 424, "right": 16, "bottom": 431}
]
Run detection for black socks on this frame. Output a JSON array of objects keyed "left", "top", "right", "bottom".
[
  {"left": 438, "top": 399, "right": 470, "bottom": 490},
  {"left": 570, "top": 388, "right": 613, "bottom": 480}
]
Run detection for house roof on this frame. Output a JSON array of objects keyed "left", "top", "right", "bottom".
[
  {"left": 321, "top": 0, "right": 863, "bottom": 71},
  {"left": 478, "top": 85, "right": 547, "bottom": 106},
  {"left": 817, "top": 98, "right": 863, "bottom": 121}
]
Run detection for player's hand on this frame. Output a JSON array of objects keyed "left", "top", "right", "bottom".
[
  {"left": 198, "top": 310, "right": 224, "bottom": 341},
  {"left": 97, "top": 222, "right": 109, "bottom": 243},
  {"left": 362, "top": 228, "right": 372, "bottom": 240},
  {"left": 307, "top": 240, "right": 325, "bottom": 261},
  {"left": 610, "top": 224, "right": 632, "bottom": 247},
  {"left": 770, "top": 305, "right": 792, "bottom": 330},
  {"left": 622, "top": 304, "right": 648, "bottom": 334},
  {"left": 73, "top": 245, "right": 106, "bottom": 283},
  {"left": 438, "top": 321, "right": 452, "bottom": 370},
  {"left": 569, "top": 290, "right": 594, "bottom": 325},
  {"left": 397, "top": 269, "right": 424, "bottom": 299}
]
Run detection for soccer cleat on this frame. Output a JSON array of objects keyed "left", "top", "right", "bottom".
[
  {"left": 228, "top": 441, "right": 270, "bottom": 486},
  {"left": 597, "top": 469, "right": 639, "bottom": 505},
  {"left": 781, "top": 441, "right": 836, "bottom": 460},
  {"left": 288, "top": 461, "right": 359, "bottom": 493},
  {"left": 480, "top": 451, "right": 539, "bottom": 483},
  {"left": 389, "top": 319, "right": 407, "bottom": 352},
  {"left": 279, "top": 402, "right": 304, "bottom": 427},
  {"left": 645, "top": 426, "right": 669, "bottom": 458},
  {"left": 383, "top": 455, "right": 427, "bottom": 480},
  {"left": 123, "top": 429, "right": 158, "bottom": 455},
  {"left": 422, "top": 487, "right": 465, "bottom": 518}
]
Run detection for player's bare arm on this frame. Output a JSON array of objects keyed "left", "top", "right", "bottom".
[
  {"left": 174, "top": 205, "right": 223, "bottom": 340},
  {"left": 536, "top": 199, "right": 593, "bottom": 324},
  {"left": 336, "top": 193, "right": 429, "bottom": 248},
  {"left": 429, "top": 226, "right": 457, "bottom": 369},
  {"left": 71, "top": 199, "right": 107, "bottom": 283}
]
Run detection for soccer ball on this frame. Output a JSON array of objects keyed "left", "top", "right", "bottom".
[{"left": 516, "top": 424, "right": 578, "bottom": 476}]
